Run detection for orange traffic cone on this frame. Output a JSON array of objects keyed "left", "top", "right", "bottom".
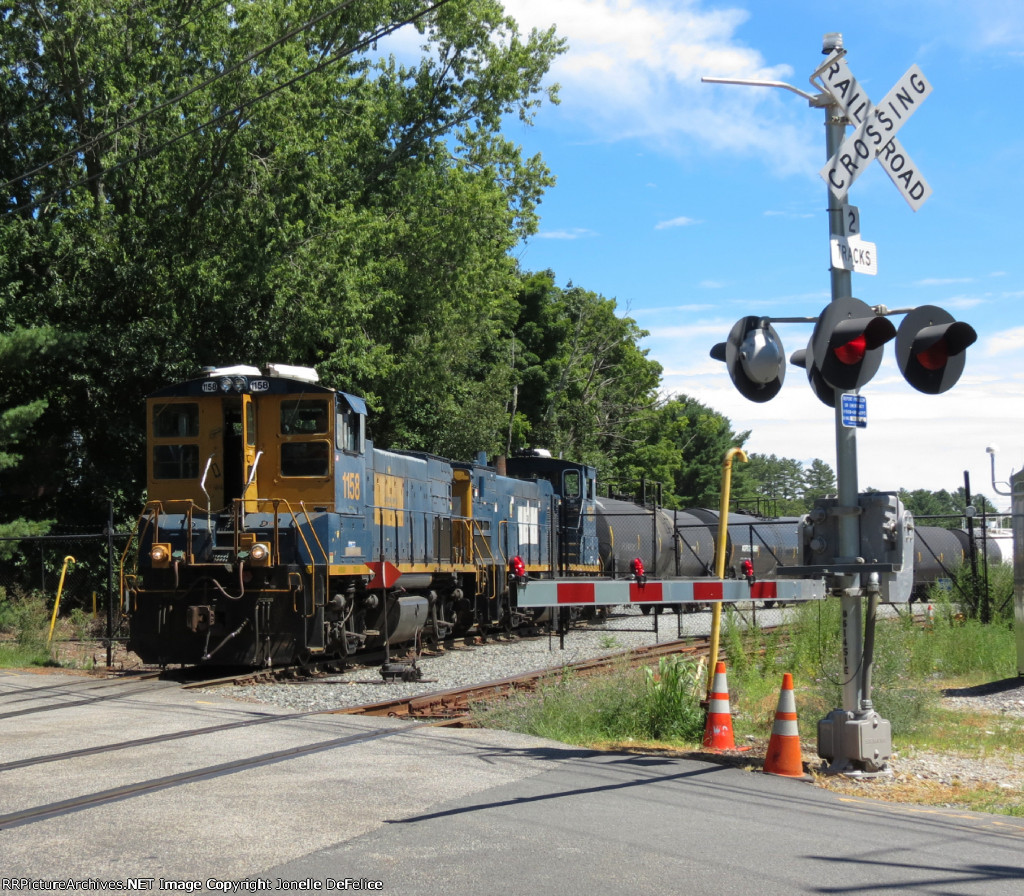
[
  {"left": 703, "top": 661, "right": 736, "bottom": 751},
  {"left": 764, "top": 672, "right": 806, "bottom": 777}
]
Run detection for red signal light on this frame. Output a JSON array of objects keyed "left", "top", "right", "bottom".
[
  {"left": 915, "top": 339, "right": 948, "bottom": 371},
  {"left": 510, "top": 556, "right": 526, "bottom": 579},
  {"left": 833, "top": 334, "right": 867, "bottom": 365},
  {"left": 631, "top": 557, "right": 645, "bottom": 579},
  {"left": 896, "top": 305, "right": 977, "bottom": 394}
]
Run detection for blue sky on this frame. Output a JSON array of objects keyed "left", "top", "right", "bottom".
[{"left": 412, "top": 1, "right": 1024, "bottom": 508}]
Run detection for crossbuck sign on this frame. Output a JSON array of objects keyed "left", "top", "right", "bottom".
[{"left": 818, "top": 54, "right": 933, "bottom": 211}]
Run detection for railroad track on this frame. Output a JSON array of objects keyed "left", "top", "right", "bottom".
[{"left": 330, "top": 636, "right": 714, "bottom": 721}]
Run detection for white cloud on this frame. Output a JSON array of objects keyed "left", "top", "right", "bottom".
[
  {"left": 915, "top": 277, "right": 974, "bottom": 286},
  {"left": 986, "top": 326, "right": 1024, "bottom": 356},
  {"left": 500, "top": 0, "right": 817, "bottom": 175},
  {"left": 655, "top": 215, "right": 699, "bottom": 229},
  {"left": 534, "top": 227, "right": 597, "bottom": 240}
]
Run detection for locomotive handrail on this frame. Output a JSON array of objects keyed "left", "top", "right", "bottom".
[
  {"left": 451, "top": 517, "right": 475, "bottom": 565},
  {"left": 290, "top": 501, "right": 329, "bottom": 617},
  {"left": 118, "top": 500, "right": 178, "bottom": 610}
]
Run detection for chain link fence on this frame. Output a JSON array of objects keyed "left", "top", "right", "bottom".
[{"left": 0, "top": 530, "right": 133, "bottom": 647}]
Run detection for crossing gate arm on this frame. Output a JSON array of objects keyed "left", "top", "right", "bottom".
[{"left": 513, "top": 578, "right": 827, "bottom": 608}]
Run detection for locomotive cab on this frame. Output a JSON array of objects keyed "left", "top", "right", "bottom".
[
  {"left": 146, "top": 364, "right": 352, "bottom": 514},
  {"left": 504, "top": 452, "right": 600, "bottom": 573}
]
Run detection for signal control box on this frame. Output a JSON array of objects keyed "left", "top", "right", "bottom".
[{"left": 782, "top": 492, "right": 915, "bottom": 602}]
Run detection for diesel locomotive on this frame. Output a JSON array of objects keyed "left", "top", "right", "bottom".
[
  {"left": 122, "top": 364, "right": 988, "bottom": 669},
  {"left": 123, "top": 364, "right": 605, "bottom": 668}
]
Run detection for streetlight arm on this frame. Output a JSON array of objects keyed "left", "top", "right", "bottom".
[
  {"left": 986, "top": 447, "right": 1012, "bottom": 496},
  {"left": 700, "top": 76, "right": 824, "bottom": 105}
]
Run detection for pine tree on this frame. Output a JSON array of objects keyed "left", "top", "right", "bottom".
[{"left": 0, "top": 327, "right": 56, "bottom": 555}]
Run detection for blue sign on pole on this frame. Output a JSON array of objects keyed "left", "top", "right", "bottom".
[{"left": 841, "top": 393, "right": 867, "bottom": 428}]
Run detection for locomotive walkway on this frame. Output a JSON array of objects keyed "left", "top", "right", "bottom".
[{"left": 2, "top": 669, "right": 1023, "bottom": 895}]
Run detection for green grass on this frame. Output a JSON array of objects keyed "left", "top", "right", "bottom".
[
  {"left": 0, "top": 588, "right": 58, "bottom": 667},
  {"left": 473, "top": 653, "right": 707, "bottom": 746}
]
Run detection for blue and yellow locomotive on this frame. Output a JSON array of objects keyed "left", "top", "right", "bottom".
[
  {"left": 123, "top": 364, "right": 600, "bottom": 667},
  {"left": 123, "top": 364, "right": 990, "bottom": 669}
]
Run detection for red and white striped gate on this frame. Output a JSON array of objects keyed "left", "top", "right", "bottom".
[{"left": 513, "top": 577, "right": 825, "bottom": 608}]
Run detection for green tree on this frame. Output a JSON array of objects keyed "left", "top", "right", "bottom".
[
  {"left": 803, "top": 458, "right": 837, "bottom": 503},
  {"left": 628, "top": 396, "right": 749, "bottom": 507},
  {"left": 0, "top": 0, "right": 565, "bottom": 525},
  {"left": 741, "top": 453, "right": 804, "bottom": 515},
  {"left": 0, "top": 327, "right": 58, "bottom": 553},
  {"left": 898, "top": 488, "right": 963, "bottom": 528},
  {"left": 508, "top": 272, "right": 662, "bottom": 469}
]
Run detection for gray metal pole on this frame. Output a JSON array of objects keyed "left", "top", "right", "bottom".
[{"left": 823, "top": 90, "right": 864, "bottom": 715}]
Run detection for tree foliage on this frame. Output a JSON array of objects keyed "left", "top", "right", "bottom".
[
  {"left": 0, "top": 326, "right": 59, "bottom": 550},
  {"left": 508, "top": 272, "right": 662, "bottom": 467},
  {"left": 734, "top": 453, "right": 837, "bottom": 517},
  {"left": 0, "top": 0, "right": 566, "bottom": 524},
  {"left": 897, "top": 486, "right": 998, "bottom": 529}
]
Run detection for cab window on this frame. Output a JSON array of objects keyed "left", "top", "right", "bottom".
[
  {"left": 153, "top": 445, "right": 200, "bottom": 479},
  {"left": 280, "top": 399, "right": 328, "bottom": 435},
  {"left": 246, "top": 400, "right": 256, "bottom": 447},
  {"left": 153, "top": 403, "right": 199, "bottom": 438},
  {"left": 281, "top": 441, "right": 330, "bottom": 477},
  {"left": 336, "top": 408, "right": 364, "bottom": 454},
  {"left": 563, "top": 470, "right": 581, "bottom": 499}
]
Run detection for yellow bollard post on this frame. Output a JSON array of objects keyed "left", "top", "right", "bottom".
[
  {"left": 707, "top": 449, "right": 747, "bottom": 699},
  {"left": 47, "top": 556, "right": 76, "bottom": 644}
]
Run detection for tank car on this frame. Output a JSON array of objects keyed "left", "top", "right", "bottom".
[{"left": 123, "top": 365, "right": 600, "bottom": 668}]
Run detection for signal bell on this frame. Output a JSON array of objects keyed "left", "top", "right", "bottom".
[
  {"left": 710, "top": 316, "right": 786, "bottom": 402},
  {"left": 896, "top": 305, "right": 977, "bottom": 394}
]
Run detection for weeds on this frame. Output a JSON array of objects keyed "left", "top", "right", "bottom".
[
  {"left": 642, "top": 655, "right": 707, "bottom": 741},
  {"left": 0, "top": 587, "right": 55, "bottom": 666},
  {"left": 473, "top": 653, "right": 707, "bottom": 746}
]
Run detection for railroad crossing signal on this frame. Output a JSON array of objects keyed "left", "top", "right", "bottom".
[
  {"left": 816, "top": 53, "right": 933, "bottom": 211},
  {"left": 896, "top": 305, "right": 978, "bottom": 394},
  {"left": 710, "top": 316, "right": 785, "bottom": 402},
  {"left": 809, "top": 297, "right": 896, "bottom": 392}
]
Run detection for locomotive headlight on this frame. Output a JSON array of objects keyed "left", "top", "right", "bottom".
[
  {"left": 150, "top": 543, "right": 172, "bottom": 568},
  {"left": 248, "top": 543, "right": 271, "bottom": 566}
]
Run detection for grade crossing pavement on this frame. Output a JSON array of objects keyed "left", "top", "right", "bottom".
[{"left": 2, "top": 669, "right": 1022, "bottom": 894}]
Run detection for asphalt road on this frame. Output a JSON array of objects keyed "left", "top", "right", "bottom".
[{"left": 2, "top": 669, "right": 1022, "bottom": 895}]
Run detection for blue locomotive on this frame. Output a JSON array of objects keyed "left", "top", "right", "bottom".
[
  {"left": 123, "top": 365, "right": 993, "bottom": 669},
  {"left": 124, "top": 365, "right": 600, "bottom": 667}
]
